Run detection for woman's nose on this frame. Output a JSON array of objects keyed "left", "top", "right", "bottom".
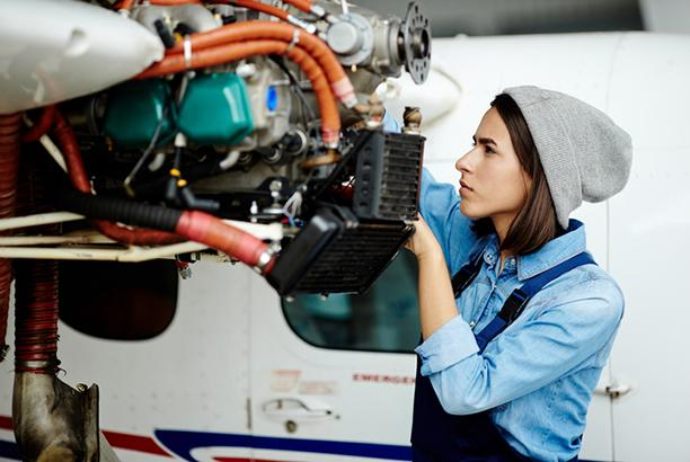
[{"left": 455, "top": 149, "right": 473, "bottom": 173}]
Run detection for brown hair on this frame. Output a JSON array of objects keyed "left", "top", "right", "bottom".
[{"left": 472, "top": 93, "right": 562, "bottom": 255}]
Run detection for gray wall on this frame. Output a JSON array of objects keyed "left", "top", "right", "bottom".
[{"left": 351, "top": 0, "right": 643, "bottom": 37}]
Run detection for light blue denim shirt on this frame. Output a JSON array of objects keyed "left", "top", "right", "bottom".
[{"left": 415, "top": 168, "right": 624, "bottom": 461}]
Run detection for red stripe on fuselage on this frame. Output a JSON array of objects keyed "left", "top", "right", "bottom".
[
  {"left": 103, "top": 430, "right": 172, "bottom": 457},
  {"left": 0, "top": 416, "right": 12, "bottom": 431},
  {"left": 0, "top": 415, "right": 171, "bottom": 458}
]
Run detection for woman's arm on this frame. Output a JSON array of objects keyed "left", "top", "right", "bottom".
[
  {"left": 406, "top": 215, "right": 460, "bottom": 340},
  {"left": 407, "top": 217, "right": 624, "bottom": 415},
  {"left": 418, "top": 281, "right": 624, "bottom": 415}
]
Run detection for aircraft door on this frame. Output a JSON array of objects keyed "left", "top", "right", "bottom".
[{"left": 249, "top": 252, "right": 421, "bottom": 461}]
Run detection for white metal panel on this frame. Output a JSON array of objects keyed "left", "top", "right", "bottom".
[
  {"left": 249, "top": 274, "right": 416, "bottom": 461},
  {"left": 605, "top": 33, "right": 690, "bottom": 461},
  {"left": 0, "top": 262, "right": 253, "bottom": 460}
]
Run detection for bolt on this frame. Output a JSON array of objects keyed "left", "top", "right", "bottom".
[{"left": 285, "top": 420, "right": 298, "bottom": 434}]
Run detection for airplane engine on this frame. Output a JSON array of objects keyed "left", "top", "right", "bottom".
[
  {"left": 0, "top": 0, "right": 431, "bottom": 459},
  {"left": 0, "top": 0, "right": 431, "bottom": 295}
]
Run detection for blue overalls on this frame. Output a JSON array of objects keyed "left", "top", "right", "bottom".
[{"left": 411, "top": 251, "right": 595, "bottom": 461}]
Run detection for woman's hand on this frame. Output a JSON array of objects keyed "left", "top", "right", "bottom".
[
  {"left": 406, "top": 215, "right": 457, "bottom": 339},
  {"left": 405, "top": 215, "right": 443, "bottom": 261}
]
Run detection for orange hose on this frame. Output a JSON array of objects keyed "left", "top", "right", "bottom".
[
  {"left": 53, "top": 113, "right": 183, "bottom": 246},
  {"left": 138, "top": 40, "right": 341, "bottom": 146},
  {"left": 166, "top": 21, "right": 356, "bottom": 107},
  {"left": 175, "top": 210, "right": 273, "bottom": 272},
  {"left": 117, "top": 0, "right": 136, "bottom": 11}
]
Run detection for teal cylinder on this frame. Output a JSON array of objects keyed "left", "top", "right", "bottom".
[
  {"left": 177, "top": 73, "right": 254, "bottom": 145},
  {"left": 103, "top": 79, "right": 176, "bottom": 149}
]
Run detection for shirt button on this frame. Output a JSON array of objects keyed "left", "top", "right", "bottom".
[
  {"left": 510, "top": 258, "right": 516, "bottom": 265},
  {"left": 469, "top": 320, "right": 476, "bottom": 328}
]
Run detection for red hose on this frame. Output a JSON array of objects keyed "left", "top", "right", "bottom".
[
  {"left": 22, "top": 105, "right": 56, "bottom": 143},
  {"left": 52, "top": 112, "right": 183, "bottom": 246},
  {"left": 0, "top": 113, "right": 21, "bottom": 361},
  {"left": 13, "top": 146, "right": 61, "bottom": 374},
  {"left": 14, "top": 260, "right": 60, "bottom": 374},
  {"left": 176, "top": 210, "right": 272, "bottom": 271}
]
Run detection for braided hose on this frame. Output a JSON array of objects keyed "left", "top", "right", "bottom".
[
  {"left": 14, "top": 260, "right": 60, "bottom": 374},
  {"left": 0, "top": 113, "right": 21, "bottom": 362}
]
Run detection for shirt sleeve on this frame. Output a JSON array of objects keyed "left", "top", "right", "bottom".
[
  {"left": 382, "top": 110, "right": 401, "bottom": 133},
  {"left": 415, "top": 277, "right": 624, "bottom": 415},
  {"left": 419, "top": 168, "right": 478, "bottom": 271}
]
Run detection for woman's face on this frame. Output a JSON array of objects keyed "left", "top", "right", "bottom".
[{"left": 455, "top": 107, "right": 531, "bottom": 230}]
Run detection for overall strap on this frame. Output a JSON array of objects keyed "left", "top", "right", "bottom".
[
  {"left": 474, "top": 252, "right": 597, "bottom": 352},
  {"left": 451, "top": 251, "right": 484, "bottom": 298}
]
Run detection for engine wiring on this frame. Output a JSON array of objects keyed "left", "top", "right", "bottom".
[
  {"left": 123, "top": 103, "right": 172, "bottom": 197},
  {"left": 269, "top": 55, "right": 319, "bottom": 142}
]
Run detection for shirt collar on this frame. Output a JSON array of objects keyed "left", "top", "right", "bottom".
[{"left": 480, "top": 220, "right": 587, "bottom": 281}]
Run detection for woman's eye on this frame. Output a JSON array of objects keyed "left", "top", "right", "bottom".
[{"left": 485, "top": 146, "right": 495, "bottom": 154}]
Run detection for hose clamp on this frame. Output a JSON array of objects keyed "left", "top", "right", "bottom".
[
  {"left": 183, "top": 36, "right": 193, "bottom": 69},
  {"left": 285, "top": 29, "right": 301, "bottom": 54},
  {"left": 287, "top": 15, "right": 317, "bottom": 35},
  {"left": 254, "top": 247, "right": 277, "bottom": 274},
  {"left": 15, "top": 359, "right": 60, "bottom": 371}
]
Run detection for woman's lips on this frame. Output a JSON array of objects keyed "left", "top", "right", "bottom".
[{"left": 459, "top": 180, "right": 473, "bottom": 193}]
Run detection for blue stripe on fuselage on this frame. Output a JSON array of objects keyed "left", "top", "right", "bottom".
[{"left": 155, "top": 430, "right": 413, "bottom": 461}]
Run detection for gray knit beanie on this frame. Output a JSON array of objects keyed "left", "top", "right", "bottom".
[{"left": 502, "top": 86, "right": 632, "bottom": 229}]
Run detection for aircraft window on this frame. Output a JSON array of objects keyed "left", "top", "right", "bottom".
[
  {"left": 59, "top": 260, "right": 178, "bottom": 341},
  {"left": 281, "top": 251, "right": 420, "bottom": 353}
]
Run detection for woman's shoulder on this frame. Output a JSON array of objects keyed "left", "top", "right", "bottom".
[{"left": 543, "top": 262, "right": 625, "bottom": 323}]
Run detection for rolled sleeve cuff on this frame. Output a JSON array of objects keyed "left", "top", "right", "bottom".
[{"left": 415, "top": 315, "right": 479, "bottom": 376}]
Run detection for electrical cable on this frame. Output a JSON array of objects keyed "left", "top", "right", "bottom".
[
  {"left": 123, "top": 105, "right": 171, "bottom": 197},
  {"left": 269, "top": 55, "right": 320, "bottom": 144}
]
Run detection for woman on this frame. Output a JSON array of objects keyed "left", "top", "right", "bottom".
[{"left": 405, "top": 86, "right": 632, "bottom": 461}]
